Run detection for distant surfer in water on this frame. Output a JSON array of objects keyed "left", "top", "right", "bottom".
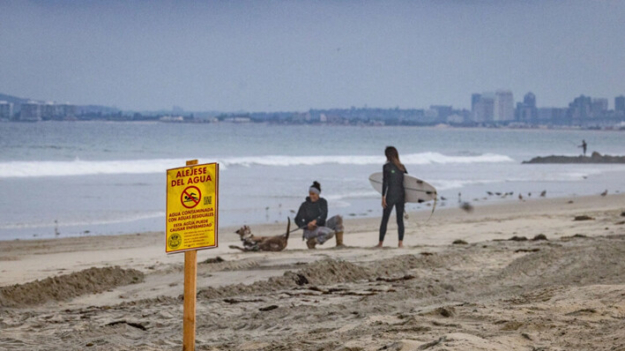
[
  {"left": 295, "top": 181, "right": 344, "bottom": 249},
  {"left": 377, "top": 146, "right": 407, "bottom": 248}
]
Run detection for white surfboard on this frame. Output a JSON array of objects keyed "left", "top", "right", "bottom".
[{"left": 368, "top": 172, "right": 437, "bottom": 203}]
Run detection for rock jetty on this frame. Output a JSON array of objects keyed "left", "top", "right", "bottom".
[{"left": 523, "top": 152, "right": 625, "bottom": 164}]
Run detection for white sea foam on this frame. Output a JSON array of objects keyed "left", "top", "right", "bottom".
[
  {"left": 325, "top": 190, "right": 380, "bottom": 201},
  {"left": 431, "top": 179, "right": 504, "bottom": 191},
  {"left": 505, "top": 166, "right": 625, "bottom": 183},
  {"left": 0, "top": 152, "right": 514, "bottom": 178}
]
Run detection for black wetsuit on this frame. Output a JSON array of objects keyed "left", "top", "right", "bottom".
[
  {"left": 295, "top": 197, "right": 328, "bottom": 228},
  {"left": 379, "top": 162, "right": 407, "bottom": 242}
]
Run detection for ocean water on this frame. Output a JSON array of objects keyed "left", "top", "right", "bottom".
[{"left": 1, "top": 122, "right": 624, "bottom": 240}]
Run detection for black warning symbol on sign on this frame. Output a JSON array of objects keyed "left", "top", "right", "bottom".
[{"left": 181, "top": 186, "right": 202, "bottom": 209}]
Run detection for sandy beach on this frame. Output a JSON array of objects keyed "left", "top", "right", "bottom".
[{"left": 2, "top": 194, "right": 625, "bottom": 350}]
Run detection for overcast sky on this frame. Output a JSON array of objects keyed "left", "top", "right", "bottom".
[{"left": 1, "top": 0, "right": 624, "bottom": 112}]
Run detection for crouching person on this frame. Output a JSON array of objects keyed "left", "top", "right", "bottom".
[{"left": 295, "top": 181, "right": 345, "bottom": 249}]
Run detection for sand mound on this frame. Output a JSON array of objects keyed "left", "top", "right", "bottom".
[
  {"left": 370, "top": 253, "right": 469, "bottom": 274},
  {"left": 197, "top": 259, "right": 373, "bottom": 300},
  {"left": 287, "top": 259, "right": 373, "bottom": 285},
  {"left": 196, "top": 254, "right": 464, "bottom": 302},
  {"left": 499, "top": 237, "right": 625, "bottom": 288},
  {"left": 197, "top": 257, "right": 427, "bottom": 301},
  {"left": 0, "top": 266, "right": 144, "bottom": 308}
]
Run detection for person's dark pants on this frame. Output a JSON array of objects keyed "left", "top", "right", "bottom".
[{"left": 379, "top": 200, "right": 405, "bottom": 242}]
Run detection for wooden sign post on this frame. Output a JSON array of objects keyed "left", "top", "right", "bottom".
[
  {"left": 166, "top": 159, "right": 219, "bottom": 351},
  {"left": 183, "top": 249, "right": 197, "bottom": 351}
]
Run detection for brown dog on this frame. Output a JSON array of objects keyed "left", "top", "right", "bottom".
[{"left": 229, "top": 217, "right": 291, "bottom": 252}]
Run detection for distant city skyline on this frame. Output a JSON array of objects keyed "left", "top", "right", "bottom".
[
  {"left": 3, "top": 90, "right": 624, "bottom": 127},
  {"left": 1, "top": 1, "right": 625, "bottom": 112}
]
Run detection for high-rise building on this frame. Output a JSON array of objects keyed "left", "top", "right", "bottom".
[
  {"left": 494, "top": 90, "right": 514, "bottom": 122},
  {"left": 471, "top": 93, "right": 494, "bottom": 122},
  {"left": 60, "top": 104, "right": 76, "bottom": 119},
  {"left": 40, "top": 102, "right": 76, "bottom": 120},
  {"left": 615, "top": 95, "right": 625, "bottom": 112},
  {"left": 430, "top": 105, "right": 453, "bottom": 122},
  {"left": 568, "top": 95, "right": 592, "bottom": 122},
  {"left": 516, "top": 92, "right": 538, "bottom": 123},
  {"left": 0, "top": 101, "right": 13, "bottom": 120},
  {"left": 524, "top": 92, "right": 536, "bottom": 108},
  {"left": 41, "top": 102, "right": 56, "bottom": 120},
  {"left": 471, "top": 94, "right": 482, "bottom": 112},
  {"left": 591, "top": 98, "right": 608, "bottom": 118},
  {"left": 20, "top": 102, "right": 42, "bottom": 122},
  {"left": 538, "top": 107, "right": 567, "bottom": 124}
]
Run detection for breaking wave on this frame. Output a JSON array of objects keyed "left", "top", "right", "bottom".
[{"left": 0, "top": 152, "right": 514, "bottom": 178}]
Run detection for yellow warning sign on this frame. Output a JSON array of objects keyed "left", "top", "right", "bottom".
[{"left": 166, "top": 162, "right": 219, "bottom": 253}]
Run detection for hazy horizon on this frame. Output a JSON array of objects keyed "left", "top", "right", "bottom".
[{"left": 1, "top": 0, "right": 624, "bottom": 112}]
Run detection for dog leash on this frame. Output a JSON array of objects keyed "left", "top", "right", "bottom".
[{"left": 286, "top": 225, "right": 306, "bottom": 240}]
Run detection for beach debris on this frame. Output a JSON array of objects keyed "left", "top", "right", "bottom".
[
  {"left": 460, "top": 202, "right": 474, "bottom": 213},
  {"left": 376, "top": 274, "right": 416, "bottom": 283},
  {"left": 522, "top": 333, "right": 533, "bottom": 341},
  {"left": 601, "top": 190, "right": 608, "bottom": 196},
  {"left": 532, "top": 234, "right": 548, "bottom": 241},
  {"left": 202, "top": 256, "right": 225, "bottom": 264},
  {"left": 259, "top": 305, "right": 279, "bottom": 312},
  {"left": 515, "top": 248, "right": 540, "bottom": 253},
  {"left": 420, "top": 306, "right": 456, "bottom": 318},
  {"left": 615, "top": 221, "right": 625, "bottom": 225},
  {"left": 621, "top": 211, "right": 625, "bottom": 217},
  {"left": 418, "top": 336, "right": 447, "bottom": 350},
  {"left": 568, "top": 200, "right": 574, "bottom": 204},
  {"left": 574, "top": 215, "right": 595, "bottom": 221},
  {"left": 105, "top": 320, "right": 147, "bottom": 331},
  {"left": 509, "top": 236, "right": 528, "bottom": 241},
  {"left": 224, "top": 298, "right": 265, "bottom": 304},
  {"left": 565, "top": 308, "right": 597, "bottom": 316},
  {"left": 294, "top": 273, "right": 309, "bottom": 286},
  {"left": 378, "top": 341, "right": 404, "bottom": 351},
  {"left": 452, "top": 239, "right": 468, "bottom": 245},
  {"left": 561, "top": 234, "right": 588, "bottom": 240}
]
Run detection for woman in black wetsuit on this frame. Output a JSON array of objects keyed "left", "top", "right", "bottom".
[{"left": 376, "top": 146, "right": 407, "bottom": 248}]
